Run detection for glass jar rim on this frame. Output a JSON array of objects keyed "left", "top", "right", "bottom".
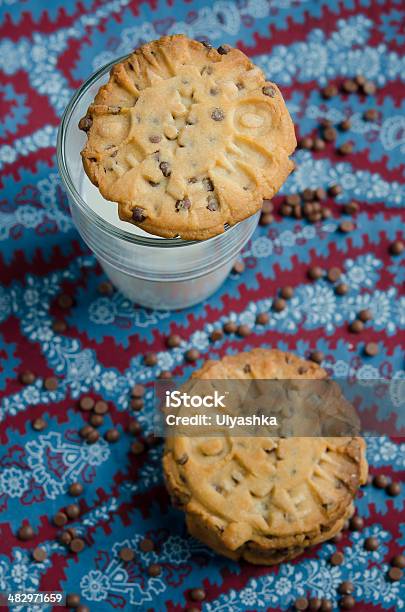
[{"left": 56, "top": 54, "right": 239, "bottom": 249}]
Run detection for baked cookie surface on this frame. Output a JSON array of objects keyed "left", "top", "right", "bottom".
[
  {"left": 79, "top": 35, "right": 296, "bottom": 240},
  {"left": 163, "top": 349, "right": 368, "bottom": 564}
]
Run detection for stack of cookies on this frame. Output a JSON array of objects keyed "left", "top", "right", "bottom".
[{"left": 163, "top": 349, "right": 368, "bottom": 565}]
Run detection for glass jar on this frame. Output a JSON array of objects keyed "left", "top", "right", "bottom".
[{"left": 56, "top": 56, "right": 259, "bottom": 310}]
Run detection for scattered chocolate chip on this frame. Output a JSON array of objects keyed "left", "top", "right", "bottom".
[
  {"left": 389, "top": 240, "right": 404, "bottom": 255},
  {"left": 322, "top": 85, "right": 338, "bottom": 99},
  {"left": 77, "top": 605, "right": 89, "bottom": 612},
  {"left": 210, "top": 329, "right": 224, "bottom": 342},
  {"left": 363, "top": 108, "right": 379, "bottom": 122},
  {"left": 148, "top": 563, "right": 161, "bottom": 577},
  {"left": 166, "top": 334, "right": 182, "bottom": 348},
  {"left": 335, "top": 283, "right": 349, "bottom": 296},
  {"left": 66, "top": 594, "right": 81, "bottom": 609},
  {"left": 202, "top": 41, "right": 212, "bottom": 49},
  {"left": 32, "top": 547, "right": 47, "bottom": 562},
  {"left": 149, "top": 135, "right": 161, "bottom": 143},
  {"left": 79, "top": 396, "right": 94, "bottom": 412},
  {"left": 342, "top": 79, "right": 358, "bottom": 94},
  {"left": 327, "top": 267, "right": 342, "bottom": 283},
  {"left": 158, "top": 370, "right": 172, "bottom": 379},
  {"left": 330, "top": 551, "right": 344, "bottom": 565},
  {"left": 299, "top": 137, "right": 314, "bottom": 150},
  {"left": 79, "top": 115, "right": 92, "bottom": 132},
  {"left": 349, "top": 319, "right": 364, "bottom": 334},
  {"left": 132, "top": 400, "right": 143, "bottom": 412},
  {"left": 79, "top": 425, "right": 94, "bottom": 439},
  {"left": 262, "top": 85, "right": 276, "bottom": 97},
  {"left": 144, "top": 352, "right": 158, "bottom": 366},
  {"left": 90, "top": 413, "right": 104, "bottom": 427},
  {"left": 32, "top": 417, "right": 47, "bottom": 431},
  {"left": 285, "top": 194, "right": 301, "bottom": 206},
  {"left": 386, "top": 481, "right": 401, "bottom": 496},
  {"left": 94, "top": 400, "right": 108, "bottom": 415},
  {"left": 364, "top": 342, "right": 379, "bottom": 357},
  {"left": 232, "top": 260, "right": 245, "bottom": 274},
  {"left": 52, "top": 319, "right": 67, "bottom": 333},
  {"left": 302, "top": 188, "right": 314, "bottom": 202},
  {"left": 70, "top": 538, "right": 85, "bottom": 553},
  {"left": 97, "top": 281, "right": 113, "bottom": 295},
  {"left": 59, "top": 530, "right": 73, "bottom": 546},
  {"left": 105, "top": 428, "right": 120, "bottom": 443},
  {"left": 313, "top": 138, "right": 326, "bottom": 151},
  {"left": 358, "top": 308, "right": 372, "bottom": 322},
  {"left": 339, "top": 119, "right": 352, "bottom": 131},
  {"left": 340, "top": 595, "right": 355, "bottom": 609},
  {"left": 328, "top": 184, "right": 342, "bottom": 197},
  {"left": 308, "top": 598, "right": 321, "bottom": 611},
  {"left": 131, "top": 441, "right": 145, "bottom": 455},
  {"left": 19, "top": 370, "right": 36, "bottom": 385},
  {"left": 128, "top": 420, "right": 141, "bottom": 436},
  {"left": 364, "top": 536, "right": 379, "bottom": 551},
  {"left": 308, "top": 266, "right": 324, "bottom": 280},
  {"left": 355, "top": 75, "right": 367, "bottom": 86},
  {"left": 388, "top": 567, "right": 403, "bottom": 582},
  {"left": 119, "top": 547, "right": 135, "bottom": 562},
  {"left": 185, "top": 348, "right": 200, "bottom": 362},
  {"left": 338, "top": 142, "right": 353, "bottom": 155},
  {"left": 132, "top": 207, "right": 147, "bottom": 222},
  {"left": 322, "top": 208, "right": 333, "bottom": 219},
  {"left": 280, "top": 286, "right": 294, "bottom": 300},
  {"left": 17, "top": 524, "right": 35, "bottom": 541},
  {"left": 256, "top": 312, "right": 269, "bottom": 325},
  {"left": 391, "top": 555, "right": 405, "bottom": 569},
  {"left": 237, "top": 324, "right": 251, "bottom": 337},
  {"left": 140, "top": 538, "right": 154, "bottom": 552},
  {"left": 272, "top": 298, "right": 286, "bottom": 312},
  {"left": 262, "top": 199, "right": 273, "bottom": 213},
  {"left": 53, "top": 512, "right": 68, "bottom": 527},
  {"left": 175, "top": 198, "right": 191, "bottom": 212},
  {"left": 207, "top": 195, "right": 219, "bottom": 211},
  {"left": 323, "top": 127, "right": 337, "bottom": 142},
  {"left": 349, "top": 515, "right": 364, "bottom": 531},
  {"left": 309, "top": 350, "right": 324, "bottom": 364},
  {"left": 260, "top": 212, "right": 273, "bottom": 225},
  {"left": 66, "top": 504, "right": 80, "bottom": 520},
  {"left": 320, "top": 599, "right": 332, "bottom": 612},
  {"left": 344, "top": 201, "right": 359, "bottom": 215},
  {"left": 177, "top": 453, "right": 189, "bottom": 466},
  {"left": 211, "top": 107, "right": 225, "bottom": 121},
  {"left": 223, "top": 321, "right": 238, "bottom": 334},
  {"left": 159, "top": 161, "right": 171, "bottom": 177},
  {"left": 44, "top": 376, "right": 58, "bottom": 391},
  {"left": 217, "top": 45, "right": 230, "bottom": 55},
  {"left": 339, "top": 581, "right": 354, "bottom": 595},
  {"left": 295, "top": 597, "right": 309, "bottom": 611},
  {"left": 373, "top": 474, "right": 389, "bottom": 488},
  {"left": 339, "top": 220, "right": 355, "bottom": 233},
  {"left": 57, "top": 293, "right": 74, "bottom": 309},
  {"left": 280, "top": 203, "right": 293, "bottom": 217},
  {"left": 69, "top": 482, "right": 83, "bottom": 497},
  {"left": 190, "top": 588, "right": 206, "bottom": 602},
  {"left": 362, "top": 80, "right": 376, "bottom": 95}
]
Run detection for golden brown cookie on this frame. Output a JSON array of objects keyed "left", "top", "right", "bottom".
[
  {"left": 163, "top": 349, "right": 368, "bottom": 565},
  {"left": 79, "top": 35, "right": 296, "bottom": 240}
]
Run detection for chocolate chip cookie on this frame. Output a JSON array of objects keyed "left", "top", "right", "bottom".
[
  {"left": 79, "top": 35, "right": 296, "bottom": 240},
  {"left": 163, "top": 349, "right": 368, "bottom": 564}
]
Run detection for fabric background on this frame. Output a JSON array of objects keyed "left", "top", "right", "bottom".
[{"left": 0, "top": 0, "right": 404, "bottom": 610}]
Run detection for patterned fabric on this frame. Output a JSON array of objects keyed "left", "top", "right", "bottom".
[{"left": 0, "top": 1, "right": 404, "bottom": 610}]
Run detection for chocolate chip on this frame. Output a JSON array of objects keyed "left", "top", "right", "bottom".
[
  {"left": 322, "top": 208, "right": 333, "bottom": 219},
  {"left": 185, "top": 348, "right": 200, "bottom": 362},
  {"left": 364, "top": 342, "right": 379, "bottom": 357},
  {"left": 105, "top": 428, "right": 120, "bottom": 443},
  {"left": 313, "top": 138, "right": 326, "bottom": 151},
  {"left": 53, "top": 511, "right": 68, "bottom": 527},
  {"left": 131, "top": 397, "right": 144, "bottom": 411},
  {"left": 79, "top": 396, "right": 94, "bottom": 411},
  {"left": 349, "top": 515, "right": 364, "bottom": 531},
  {"left": 44, "top": 376, "right": 58, "bottom": 391},
  {"left": 309, "top": 350, "right": 324, "bottom": 364},
  {"left": 363, "top": 108, "right": 379, "bottom": 122},
  {"left": 90, "top": 413, "right": 103, "bottom": 427},
  {"left": 272, "top": 298, "right": 286, "bottom": 312},
  {"left": 207, "top": 195, "right": 219, "bottom": 211},
  {"left": 149, "top": 135, "right": 161, "bottom": 143},
  {"left": 97, "top": 281, "right": 113, "bottom": 295},
  {"left": 175, "top": 198, "right": 191, "bottom": 212},
  {"left": 119, "top": 547, "right": 135, "bottom": 562},
  {"left": 285, "top": 194, "right": 301, "bottom": 206},
  {"left": 349, "top": 320, "right": 364, "bottom": 334},
  {"left": 339, "top": 220, "right": 355, "bottom": 233},
  {"left": 330, "top": 551, "right": 344, "bottom": 565},
  {"left": 166, "top": 334, "right": 182, "bottom": 348},
  {"left": 159, "top": 161, "right": 171, "bottom": 177},
  {"left": 32, "top": 417, "right": 47, "bottom": 431},
  {"left": 355, "top": 75, "right": 367, "bottom": 86},
  {"left": 202, "top": 41, "right": 212, "bottom": 49},
  {"left": 386, "top": 481, "right": 401, "bottom": 496},
  {"left": 322, "top": 85, "right": 338, "bottom": 99},
  {"left": 18, "top": 524, "right": 35, "bottom": 541},
  {"left": 340, "top": 595, "right": 355, "bottom": 609},
  {"left": 66, "top": 594, "right": 81, "bottom": 609},
  {"left": 202, "top": 177, "right": 214, "bottom": 191},
  {"left": 339, "top": 119, "right": 352, "bottom": 131},
  {"left": 342, "top": 79, "right": 358, "bottom": 93},
  {"left": 389, "top": 240, "right": 404, "bottom": 255},
  {"left": 70, "top": 538, "right": 85, "bottom": 553},
  {"left": 373, "top": 474, "right": 388, "bottom": 489},
  {"left": 308, "top": 598, "right": 321, "bottom": 611},
  {"left": 57, "top": 293, "right": 74, "bottom": 309},
  {"left": 148, "top": 563, "right": 161, "bottom": 577},
  {"left": 362, "top": 81, "right": 376, "bottom": 95},
  {"left": 327, "top": 267, "right": 341, "bottom": 282},
  {"left": 217, "top": 45, "right": 230, "bottom": 55},
  {"left": 388, "top": 567, "right": 403, "bottom": 582},
  {"left": 335, "top": 283, "right": 349, "bottom": 296},
  {"left": 19, "top": 370, "right": 36, "bottom": 385},
  {"left": 308, "top": 266, "right": 324, "bottom": 280},
  {"left": 211, "top": 107, "right": 225, "bottom": 121},
  {"left": 69, "top": 482, "right": 83, "bottom": 497},
  {"left": 364, "top": 536, "right": 379, "bottom": 551},
  {"left": 262, "top": 85, "right": 276, "bottom": 97},
  {"left": 79, "top": 425, "right": 94, "bottom": 439},
  {"left": 302, "top": 188, "right": 314, "bottom": 201},
  {"left": 338, "top": 142, "right": 353, "bottom": 155},
  {"left": 79, "top": 115, "right": 92, "bottom": 131},
  {"left": 391, "top": 555, "right": 405, "bottom": 569},
  {"left": 94, "top": 400, "right": 108, "bottom": 415},
  {"left": 232, "top": 260, "right": 245, "bottom": 274},
  {"left": 328, "top": 184, "right": 342, "bottom": 197},
  {"left": 256, "top": 312, "right": 269, "bottom": 325},
  {"left": 52, "top": 319, "right": 67, "bottom": 333},
  {"left": 320, "top": 599, "right": 332, "bottom": 612},
  {"left": 128, "top": 420, "right": 141, "bottom": 435},
  {"left": 339, "top": 581, "right": 354, "bottom": 595},
  {"left": 323, "top": 127, "right": 337, "bottom": 142},
  {"left": 237, "top": 324, "right": 251, "bottom": 337},
  {"left": 132, "top": 207, "right": 147, "bottom": 222},
  {"left": 295, "top": 597, "right": 309, "bottom": 610},
  {"left": 59, "top": 530, "right": 73, "bottom": 546},
  {"left": 358, "top": 308, "right": 372, "bottom": 322},
  {"left": 190, "top": 588, "right": 206, "bottom": 602},
  {"left": 33, "top": 547, "right": 47, "bottom": 562},
  {"left": 210, "top": 329, "right": 224, "bottom": 341},
  {"left": 140, "top": 538, "right": 154, "bottom": 552},
  {"left": 131, "top": 440, "right": 145, "bottom": 455},
  {"left": 158, "top": 370, "right": 172, "bottom": 379},
  {"left": 280, "top": 203, "right": 293, "bottom": 216},
  {"left": 280, "top": 286, "right": 294, "bottom": 300},
  {"left": 344, "top": 201, "right": 359, "bottom": 215},
  {"left": 223, "top": 321, "right": 237, "bottom": 334},
  {"left": 144, "top": 352, "right": 158, "bottom": 366},
  {"left": 177, "top": 453, "right": 189, "bottom": 465},
  {"left": 66, "top": 504, "right": 81, "bottom": 520}
]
